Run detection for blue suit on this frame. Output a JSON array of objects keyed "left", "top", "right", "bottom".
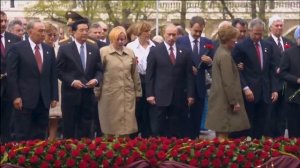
[{"left": 177, "top": 35, "right": 214, "bottom": 139}]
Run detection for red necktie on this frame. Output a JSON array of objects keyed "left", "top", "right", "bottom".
[
  {"left": 0, "top": 35, "right": 5, "bottom": 57},
  {"left": 34, "top": 45, "right": 43, "bottom": 73},
  {"left": 255, "top": 42, "right": 262, "bottom": 69},
  {"left": 169, "top": 46, "right": 176, "bottom": 65}
]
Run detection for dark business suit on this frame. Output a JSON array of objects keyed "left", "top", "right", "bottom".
[
  {"left": 279, "top": 45, "right": 300, "bottom": 137},
  {"left": 265, "top": 36, "right": 295, "bottom": 137},
  {"left": 6, "top": 40, "right": 58, "bottom": 141},
  {"left": 233, "top": 37, "right": 278, "bottom": 139},
  {"left": 146, "top": 42, "right": 194, "bottom": 138},
  {"left": 177, "top": 36, "right": 214, "bottom": 139},
  {"left": 57, "top": 42, "right": 102, "bottom": 139},
  {"left": 0, "top": 32, "right": 21, "bottom": 143}
]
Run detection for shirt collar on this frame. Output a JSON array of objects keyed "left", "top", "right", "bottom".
[
  {"left": 130, "top": 38, "right": 156, "bottom": 49},
  {"left": 271, "top": 34, "right": 282, "bottom": 43},
  {"left": 164, "top": 41, "right": 176, "bottom": 51},
  {"left": 189, "top": 33, "right": 200, "bottom": 43},
  {"left": 28, "top": 37, "right": 42, "bottom": 49},
  {"left": 1, "top": 32, "right": 5, "bottom": 38},
  {"left": 107, "top": 45, "right": 130, "bottom": 55},
  {"left": 74, "top": 39, "right": 86, "bottom": 48}
]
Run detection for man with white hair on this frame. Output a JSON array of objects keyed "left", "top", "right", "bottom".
[{"left": 265, "top": 15, "right": 295, "bottom": 138}]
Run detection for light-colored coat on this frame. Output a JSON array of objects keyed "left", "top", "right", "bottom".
[
  {"left": 98, "top": 45, "right": 142, "bottom": 135},
  {"left": 206, "top": 45, "right": 250, "bottom": 132}
]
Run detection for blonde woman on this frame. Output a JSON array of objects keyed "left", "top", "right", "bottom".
[
  {"left": 98, "top": 26, "right": 142, "bottom": 137},
  {"left": 205, "top": 25, "right": 250, "bottom": 141}
]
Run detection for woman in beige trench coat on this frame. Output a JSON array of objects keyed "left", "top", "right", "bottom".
[
  {"left": 206, "top": 25, "right": 250, "bottom": 141},
  {"left": 98, "top": 26, "right": 142, "bottom": 136}
]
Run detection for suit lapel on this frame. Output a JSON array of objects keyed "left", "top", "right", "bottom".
[
  {"left": 71, "top": 42, "right": 85, "bottom": 73},
  {"left": 260, "top": 41, "right": 268, "bottom": 70},
  {"left": 85, "top": 44, "right": 93, "bottom": 74},
  {"left": 161, "top": 43, "right": 173, "bottom": 66},
  {"left": 41, "top": 43, "right": 51, "bottom": 74},
  {"left": 247, "top": 39, "right": 261, "bottom": 71}
]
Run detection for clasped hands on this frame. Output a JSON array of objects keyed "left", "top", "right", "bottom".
[
  {"left": 72, "top": 79, "right": 98, "bottom": 89},
  {"left": 147, "top": 96, "right": 194, "bottom": 107}
]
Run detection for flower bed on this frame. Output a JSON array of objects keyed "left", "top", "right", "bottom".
[{"left": 1, "top": 137, "right": 299, "bottom": 168}]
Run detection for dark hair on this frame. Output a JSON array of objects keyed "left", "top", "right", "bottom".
[
  {"left": 0, "top": 11, "right": 6, "bottom": 16},
  {"left": 71, "top": 19, "right": 89, "bottom": 31},
  {"left": 232, "top": 18, "right": 247, "bottom": 27},
  {"left": 190, "top": 16, "right": 205, "bottom": 27}
]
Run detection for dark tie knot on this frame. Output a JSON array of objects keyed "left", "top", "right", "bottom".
[
  {"left": 170, "top": 46, "right": 174, "bottom": 51},
  {"left": 277, "top": 37, "right": 281, "bottom": 43},
  {"left": 194, "top": 39, "right": 198, "bottom": 43},
  {"left": 35, "top": 45, "right": 39, "bottom": 50},
  {"left": 80, "top": 45, "right": 84, "bottom": 49}
]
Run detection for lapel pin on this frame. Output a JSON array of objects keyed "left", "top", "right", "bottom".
[
  {"left": 264, "top": 48, "right": 268, "bottom": 52},
  {"left": 179, "top": 50, "right": 182, "bottom": 53},
  {"left": 46, "top": 51, "right": 49, "bottom": 54},
  {"left": 89, "top": 52, "right": 91, "bottom": 55},
  {"left": 8, "top": 39, "right": 11, "bottom": 43}
]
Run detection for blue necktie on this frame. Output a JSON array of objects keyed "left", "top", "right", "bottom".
[{"left": 80, "top": 45, "right": 86, "bottom": 70}]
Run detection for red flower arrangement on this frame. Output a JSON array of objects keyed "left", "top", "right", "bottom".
[
  {"left": 0, "top": 137, "right": 299, "bottom": 167},
  {"left": 284, "top": 42, "right": 291, "bottom": 49}
]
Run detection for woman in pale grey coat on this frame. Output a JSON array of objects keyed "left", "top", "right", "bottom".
[{"left": 206, "top": 25, "right": 250, "bottom": 141}]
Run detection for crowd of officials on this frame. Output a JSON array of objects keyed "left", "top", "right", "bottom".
[{"left": 0, "top": 10, "right": 299, "bottom": 143}]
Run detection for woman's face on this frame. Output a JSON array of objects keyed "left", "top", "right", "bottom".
[
  {"left": 114, "top": 33, "right": 127, "bottom": 49},
  {"left": 139, "top": 30, "right": 151, "bottom": 42},
  {"left": 45, "top": 30, "right": 58, "bottom": 46}
]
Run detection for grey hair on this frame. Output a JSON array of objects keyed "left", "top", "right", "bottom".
[
  {"left": 248, "top": 18, "right": 265, "bottom": 30},
  {"left": 26, "top": 20, "right": 42, "bottom": 31},
  {"left": 7, "top": 19, "right": 23, "bottom": 31},
  {"left": 268, "top": 15, "right": 284, "bottom": 28},
  {"left": 90, "top": 23, "right": 101, "bottom": 29}
]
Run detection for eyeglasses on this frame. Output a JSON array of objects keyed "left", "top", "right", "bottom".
[
  {"left": 47, "top": 33, "right": 57, "bottom": 37},
  {"left": 102, "top": 28, "right": 107, "bottom": 32}
]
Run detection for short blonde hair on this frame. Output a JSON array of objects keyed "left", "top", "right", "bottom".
[
  {"left": 218, "top": 25, "right": 239, "bottom": 44},
  {"left": 109, "top": 26, "right": 127, "bottom": 43},
  {"left": 136, "top": 21, "right": 151, "bottom": 36}
]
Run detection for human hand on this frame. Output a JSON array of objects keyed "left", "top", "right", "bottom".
[{"left": 147, "top": 96, "right": 156, "bottom": 105}]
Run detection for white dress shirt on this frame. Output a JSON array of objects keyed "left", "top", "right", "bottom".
[
  {"left": 189, "top": 33, "right": 200, "bottom": 53},
  {"left": 126, "top": 38, "right": 155, "bottom": 75},
  {"left": 28, "top": 37, "right": 43, "bottom": 62},
  {"left": 74, "top": 39, "right": 87, "bottom": 67},
  {"left": 271, "top": 34, "right": 284, "bottom": 51},
  {"left": 164, "top": 42, "right": 177, "bottom": 58},
  {"left": 1, "top": 32, "right": 5, "bottom": 48}
]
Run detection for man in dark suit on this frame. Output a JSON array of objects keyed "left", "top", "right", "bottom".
[
  {"left": 265, "top": 15, "right": 295, "bottom": 138},
  {"left": 0, "top": 11, "right": 21, "bottom": 143},
  {"left": 88, "top": 22, "right": 108, "bottom": 49},
  {"left": 177, "top": 16, "right": 214, "bottom": 139},
  {"left": 279, "top": 26, "right": 300, "bottom": 137},
  {"left": 233, "top": 18, "right": 278, "bottom": 139},
  {"left": 146, "top": 24, "right": 195, "bottom": 138},
  {"left": 57, "top": 19, "right": 103, "bottom": 139},
  {"left": 6, "top": 20, "right": 58, "bottom": 141}
]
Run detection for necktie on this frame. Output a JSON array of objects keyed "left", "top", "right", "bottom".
[
  {"left": 255, "top": 42, "right": 262, "bottom": 69},
  {"left": 34, "top": 45, "right": 42, "bottom": 73},
  {"left": 80, "top": 45, "right": 86, "bottom": 70},
  {"left": 0, "top": 35, "right": 5, "bottom": 57},
  {"left": 277, "top": 38, "right": 283, "bottom": 52},
  {"left": 193, "top": 39, "right": 198, "bottom": 56},
  {"left": 169, "top": 46, "right": 176, "bottom": 65}
]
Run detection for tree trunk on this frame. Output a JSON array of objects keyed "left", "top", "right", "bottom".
[
  {"left": 220, "top": 0, "right": 234, "bottom": 19},
  {"left": 251, "top": 0, "right": 257, "bottom": 19},
  {"left": 180, "top": 0, "right": 186, "bottom": 30},
  {"left": 259, "top": 0, "right": 266, "bottom": 23},
  {"left": 103, "top": 0, "right": 119, "bottom": 26}
]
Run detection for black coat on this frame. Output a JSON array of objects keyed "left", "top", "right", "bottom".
[
  {"left": 6, "top": 40, "right": 58, "bottom": 109},
  {"left": 145, "top": 43, "right": 195, "bottom": 106}
]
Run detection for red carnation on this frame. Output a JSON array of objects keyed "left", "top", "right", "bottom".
[
  {"left": 8, "top": 150, "right": 16, "bottom": 159},
  {"left": 89, "top": 143, "right": 96, "bottom": 150},
  {"left": 180, "top": 154, "right": 188, "bottom": 161},
  {"left": 212, "top": 158, "right": 222, "bottom": 168},
  {"left": 139, "top": 143, "right": 147, "bottom": 151},
  {"left": 237, "top": 154, "right": 244, "bottom": 163},
  {"left": 226, "top": 150, "right": 234, "bottom": 157},
  {"left": 40, "top": 161, "right": 49, "bottom": 168},
  {"left": 48, "top": 145, "right": 57, "bottom": 154},
  {"left": 189, "top": 158, "right": 198, "bottom": 167},
  {"left": 71, "top": 149, "right": 80, "bottom": 157},
  {"left": 201, "top": 159, "right": 209, "bottom": 167},
  {"left": 216, "top": 150, "right": 224, "bottom": 158},
  {"left": 246, "top": 152, "right": 255, "bottom": 160},
  {"left": 230, "top": 163, "right": 238, "bottom": 168},
  {"left": 244, "top": 161, "right": 252, "bottom": 168},
  {"left": 22, "top": 147, "right": 30, "bottom": 154},
  {"left": 54, "top": 160, "right": 62, "bottom": 168},
  {"left": 102, "top": 160, "right": 109, "bottom": 167},
  {"left": 157, "top": 151, "right": 166, "bottom": 160},
  {"left": 171, "top": 149, "right": 178, "bottom": 157},
  {"left": 121, "top": 148, "right": 130, "bottom": 156},
  {"left": 284, "top": 43, "right": 291, "bottom": 49},
  {"left": 223, "top": 157, "right": 230, "bottom": 165},
  {"left": 100, "top": 143, "right": 107, "bottom": 150},
  {"left": 95, "top": 149, "right": 103, "bottom": 158},
  {"left": 0, "top": 146, "right": 5, "bottom": 154},
  {"left": 106, "top": 150, "right": 114, "bottom": 159},
  {"left": 271, "top": 150, "right": 280, "bottom": 157},
  {"left": 146, "top": 149, "right": 155, "bottom": 158},
  {"left": 195, "top": 150, "right": 201, "bottom": 158},
  {"left": 79, "top": 160, "right": 88, "bottom": 168},
  {"left": 94, "top": 137, "right": 102, "bottom": 144},
  {"left": 18, "top": 155, "right": 26, "bottom": 165},
  {"left": 58, "top": 150, "right": 66, "bottom": 158},
  {"left": 66, "top": 158, "right": 76, "bottom": 167},
  {"left": 126, "top": 156, "right": 135, "bottom": 165},
  {"left": 115, "top": 157, "right": 123, "bottom": 165},
  {"left": 29, "top": 155, "right": 39, "bottom": 164},
  {"left": 113, "top": 143, "right": 121, "bottom": 150},
  {"left": 82, "top": 153, "right": 91, "bottom": 161},
  {"left": 149, "top": 158, "right": 158, "bottom": 166},
  {"left": 204, "top": 44, "right": 214, "bottom": 49},
  {"left": 90, "top": 160, "right": 98, "bottom": 168},
  {"left": 35, "top": 147, "right": 44, "bottom": 155},
  {"left": 45, "top": 154, "right": 54, "bottom": 162},
  {"left": 204, "top": 150, "right": 212, "bottom": 158}
]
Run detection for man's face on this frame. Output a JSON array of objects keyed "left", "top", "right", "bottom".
[
  {"left": 1, "top": 14, "right": 8, "bottom": 34},
  {"left": 89, "top": 27, "right": 102, "bottom": 40},
  {"left": 10, "top": 24, "right": 24, "bottom": 38},
  {"left": 270, "top": 20, "right": 283, "bottom": 37},
  {"left": 163, "top": 26, "right": 178, "bottom": 46},
  {"left": 28, "top": 22, "right": 45, "bottom": 44},
  {"left": 190, "top": 23, "right": 204, "bottom": 39},
  {"left": 100, "top": 25, "right": 108, "bottom": 40},
  {"left": 249, "top": 26, "right": 264, "bottom": 43},
  {"left": 235, "top": 23, "right": 247, "bottom": 41},
  {"left": 73, "top": 23, "right": 88, "bottom": 43}
]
